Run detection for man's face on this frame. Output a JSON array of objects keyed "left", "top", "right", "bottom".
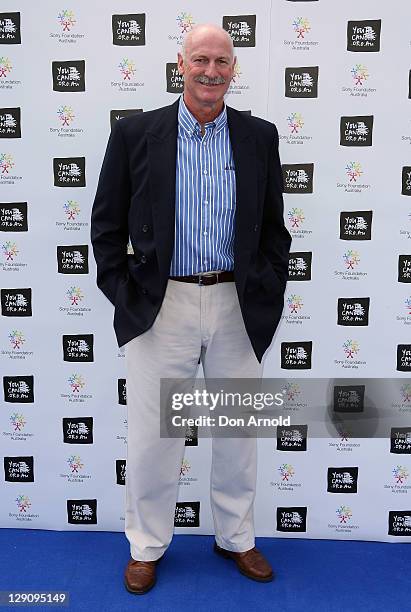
[{"left": 177, "top": 30, "right": 235, "bottom": 111}]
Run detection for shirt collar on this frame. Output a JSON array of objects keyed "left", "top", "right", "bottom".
[{"left": 178, "top": 95, "right": 227, "bottom": 137}]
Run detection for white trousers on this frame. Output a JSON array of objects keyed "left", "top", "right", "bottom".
[{"left": 124, "top": 279, "right": 263, "bottom": 561}]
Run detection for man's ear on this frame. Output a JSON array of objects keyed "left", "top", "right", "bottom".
[{"left": 177, "top": 52, "right": 185, "bottom": 76}]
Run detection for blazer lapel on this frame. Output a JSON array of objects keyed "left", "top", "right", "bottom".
[{"left": 147, "top": 99, "right": 179, "bottom": 281}]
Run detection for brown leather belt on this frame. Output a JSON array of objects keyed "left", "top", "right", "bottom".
[{"left": 169, "top": 271, "right": 234, "bottom": 286}]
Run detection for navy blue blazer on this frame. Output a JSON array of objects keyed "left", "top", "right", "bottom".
[{"left": 91, "top": 98, "right": 291, "bottom": 362}]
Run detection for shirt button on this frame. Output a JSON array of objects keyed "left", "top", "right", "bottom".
[
  {"left": 203, "top": 231, "right": 208, "bottom": 236},
  {"left": 204, "top": 201, "right": 209, "bottom": 205},
  {"left": 203, "top": 170, "right": 208, "bottom": 175},
  {"left": 142, "top": 224, "right": 149, "bottom": 233}
]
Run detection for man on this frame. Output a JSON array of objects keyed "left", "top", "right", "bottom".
[{"left": 91, "top": 24, "right": 291, "bottom": 594}]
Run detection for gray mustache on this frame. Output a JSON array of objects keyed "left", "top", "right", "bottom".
[{"left": 194, "top": 75, "right": 226, "bottom": 85}]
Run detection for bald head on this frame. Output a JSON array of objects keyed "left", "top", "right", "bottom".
[{"left": 182, "top": 23, "right": 234, "bottom": 61}]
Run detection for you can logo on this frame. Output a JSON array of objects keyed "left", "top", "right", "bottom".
[
  {"left": 393, "top": 466, "right": 409, "bottom": 484},
  {"left": 397, "top": 344, "right": 411, "bottom": 372},
  {"left": 0, "top": 202, "right": 27, "bottom": 232},
  {"left": 287, "top": 112, "right": 304, "bottom": 134},
  {"left": 398, "top": 255, "right": 411, "bottom": 283},
  {"left": 282, "top": 163, "right": 314, "bottom": 193},
  {"left": 0, "top": 13, "right": 21, "bottom": 44},
  {"left": 281, "top": 341, "right": 312, "bottom": 369},
  {"left": 340, "top": 115, "right": 373, "bottom": 147},
  {"left": 57, "top": 245, "right": 88, "bottom": 274},
  {"left": 63, "top": 417, "right": 93, "bottom": 444},
  {"left": 340, "top": 211, "right": 372, "bottom": 240},
  {"left": 388, "top": 511, "right": 411, "bottom": 536},
  {"left": 336, "top": 505, "right": 352, "bottom": 524},
  {"left": 67, "top": 499, "right": 97, "bottom": 524},
  {"left": 333, "top": 385, "right": 365, "bottom": 413},
  {"left": 68, "top": 374, "right": 85, "bottom": 393},
  {"left": 4, "top": 456, "right": 34, "bottom": 482},
  {"left": 285, "top": 66, "right": 318, "bottom": 98},
  {"left": 67, "top": 286, "right": 83, "bottom": 306},
  {"left": 391, "top": 427, "right": 411, "bottom": 454},
  {"left": 0, "top": 56, "right": 12, "bottom": 77},
  {"left": 402, "top": 167, "right": 411, "bottom": 196},
  {"left": 0, "top": 152, "right": 14, "bottom": 174},
  {"left": 16, "top": 494, "right": 31, "bottom": 513},
  {"left": 53, "top": 157, "right": 86, "bottom": 187},
  {"left": 10, "top": 412, "right": 26, "bottom": 432},
  {"left": 116, "top": 459, "right": 126, "bottom": 485},
  {"left": 279, "top": 464, "right": 295, "bottom": 481},
  {"left": 110, "top": 109, "right": 143, "bottom": 126},
  {"left": 343, "top": 339, "right": 359, "bottom": 359},
  {"left": 276, "top": 507, "right": 307, "bottom": 532},
  {"left": 347, "top": 20, "right": 381, "bottom": 53},
  {"left": 166, "top": 63, "right": 184, "bottom": 93},
  {"left": 327, "top": 467, "right": 358, "bottom": 493},
  {"left": 337, "top": 297, "right": 370, "bottom": 326},
  {"left": 288, "top": 252, "right": 312, "bottom": 280},
  {"left": 62, "top": 334, "right": 94, "bottom": 362},
  {"left": 288, "top": 208, "right": 305, "bottom": 228},
  {"left": 57, "top": 106, "right": 75, "bottom": 127},
  {"left": 277, "top": 425, "right": 307, "bottom": 451},
  {"left": 346, "top": 161, "right": 363, "bottom": 182},
  {"left": 68, "top": 455, "right": 84, "bottom": 474},
  {"left": 9, "top": 329, "right": 24, "bottom": 349},
  {"left": 1, "top": 288, "right": 32, "bottom": 317},
  {"left": 351, "top": 64, "right": 369, "bottom": 86},
  {"left": 343, "top": 250, "right": 360, "bottom": 270},
  {"left": 174, "top": 501, "right": 200, "bottom": 527},
  {"left": 52, "top": 60, "right": 85, "bottom": 92},
  {"left": 58, "top": 10, "right": 76, "bottom": 32},
  {"left": 3, "top": 375, "right": 34, "bottom": 403},
  {"left": 2, "top": 240, "right": 18, "bottom": 261},
  {"left": 0, "top": 107, "right": 21, "bottom": 138},
  {"left": 118, "top": 378, "right": 127, "bottom": 405},
  {"left": 287, "top": 294, "right": 304, "bottom": 314},
  {"left": 112, "top": 14, "right": 146, "bottom": 46},
  {"left": 293, "top": 17, "right": 310, "bottom": 39},
  {"left": 222, "top": 15, "right": 256, "bottom": 47}
]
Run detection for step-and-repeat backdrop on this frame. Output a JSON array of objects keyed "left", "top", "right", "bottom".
[{"left": 1, "top": 0, "right": 411, "bottom": 541}]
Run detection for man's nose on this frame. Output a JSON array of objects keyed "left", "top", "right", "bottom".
[{"left": 204, "top": 61, "right": 218, "bottom": 77}]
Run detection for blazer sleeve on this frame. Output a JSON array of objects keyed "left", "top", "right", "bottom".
[
  {"left": 90, "top": 119, "right": 131, "bottom": 305},
  {"left": 260, "top": 125, "right": 291, "bottom": 289}
]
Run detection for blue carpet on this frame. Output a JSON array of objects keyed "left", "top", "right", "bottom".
[{"left": 0, "top": 530, "right": 408, "bottom": 611}]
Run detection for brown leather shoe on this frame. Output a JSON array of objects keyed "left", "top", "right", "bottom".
[
  {"left": 124, "top": 557, "right": 161, "bottom": 594},
  {"left": 214, "top": 542, "right": 274, "bottom": 582}
]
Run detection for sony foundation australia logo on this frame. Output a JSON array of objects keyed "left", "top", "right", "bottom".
[
  {"left": 60, "top": 455, "right": 91, "bottom": 484},
  {"left": 174, "top": 501, "right": 200, "bottom": 527},
  {"left": 340, "top": 116, "right": 373, "bottom": 147},
  {"left": 4, "top": 456, "right": 34, "bottom": 482},
  {"left": 0, "top": 12, "right": 21, "bottom": 44},
  {"left": 62, "top": 334, "right": 94, "bottom": 362},
  {"left": 67, "top": 499, "right": 97, "bottom": 524},
  {"left": 56, "top": 200, "right": 88, "bottom": 232},
  {"left": 60, "top": 374, "right": 91, "bottom": 404},
  {"left": 337, "top": 297, "right": 370, "bottom": 326},
  {"left": 59, "top": 286, "right": 90, "bottom": 317},
  {"left": 340, "top": 211, "right": 372, "bottom": 240},
  {"left": 388, "top": 511, "right": 411, "bottom": 536},
  {"left": 0, "top": 107, "right": 20, "bottom": 138},
  {"left": 2, "top": 330, "right": 33, "bottom": 361},
  {"left": 53, "top": 157, "right": 85, "bottom": 187},
  {"left": 287, "top": 208, "right": 313, "bottom": 240},
  {"left": 63, "top": 417, "right": 93, "bottom": 444},
  {"left": 397, "top": 297, "right": 411, "bottom": 327},
  {"left": 328, "top": 505, "right": 359, "bottom": 534},
  {"left": 280, "top": 112, "right": 312, "bottom": 146},
  {"left": 1, "top": 288, "right": 32, "bottom": 317},
  {"left": 283, "top": 17, "right": 319, "bottom": 52},
  {"left": 179, "top": 459, "right": 198, "bottom": 487},
  {"left": 282, "top": 294, "right": 311, "bottom": 326},
  {"left": 288, "top": 252, "right": 312, "bottom": 281},
  {"left": 384, "top": 466, "right": 410, "bottom": 494},
  {"left": 276, "top": 507, "right": 307, "bottom": 533},
  {"left": 281, "top": 341, "right": 312, "bottom": 369},
  {"left": 282, "top": 163, "right": 314, "bottom": 194},
  {"left": 270, "top": 464, "right": 302, "bottom": 492},
  {"left": 57, "top": 245, "right": 88, "bottom": 274},
  {"left": 111, "top": 58, "right": 144, "bottom": 92},
  {"left": 282, "top": 382, "right": 308, "bottom": 413},
  {"left": 342, "top": 65, "right": 376, "bottom": 99},
  {"left": 0, "top": 202, "right": 27, "bottom": 232},
  {"left": 402, "top": 167, "right": 411, "bottom": 196},
  {"left": 50, "top": 10, "right": 84, "bottom": 44},
  {"left": 5, "top": 411, "right": 33, "bottom": 442},
  {"left": 335, "top": 248, "right": 367, "bottom": 282},
  {"left": 347, "top": 20, "right": 381, "bottom": 53},
  {"left": 51, "top": 106, "right": 84, "bottom": 138},
  {"left": 0, "top": 56, "right": 21, "bottom": 91},
  {"left": 10, "top": 495, "right": 39, "bottom": 523},
  {"left": 391, "top": 428, "right": 411, "bottom": 454},
  {"left": 222, "top": 15, "right": 256, "bottom": 47},
  {"left": 337, "top": 163, "right": 370, "bottom": 194},
  {"left": 334, "top": 339, "right": 366, "bottom": 370},
  {"left": 52, "top": 60, "right": 85, "bottom": 91},
  {"left": 3, "top": 376, "right": 34, "bottom": 403},
  {"left": 327, "top": 467, "right": 358, "bottom": 493},
  {"left": 167, "top": 12, "right": 195, "bottom": 46},
  {"left": 277, "top": 424, "right": 307, "bottom": 451},
  {"left": 0, "top": 152, "right": 22, "bottom": 185},
  {"left": 226, "top": 61, "right": 250, "bottom": 97},
  {"left": 112, "top": 14, "right": 145, "bottom": 46},
  {"left": 1, "top": 239, "right": 28, "bottom": 272},
  {"left": 285, "top": 66, "right": 318, "bottom": 98}
]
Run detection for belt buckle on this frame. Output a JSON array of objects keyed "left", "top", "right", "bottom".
[{"left": 197, "top": 274, "right": 203, "bottom": 287}]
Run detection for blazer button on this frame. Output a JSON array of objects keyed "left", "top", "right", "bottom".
[
  {"left": 142, "top": 224, "right": 149, "bottom": 233},
  {"left": 140, "top": 255, "right": 147, "bottom": 263},
  {"left": 141, "top": 288, "right": 148, "bottom": 295},
  {"left": 254, "top": 224, "right": 258, "bottom": 232}
]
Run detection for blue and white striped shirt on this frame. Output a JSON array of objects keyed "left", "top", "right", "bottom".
[{"left": 170, "top": 96, "right": 236, "bottom": 276}]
